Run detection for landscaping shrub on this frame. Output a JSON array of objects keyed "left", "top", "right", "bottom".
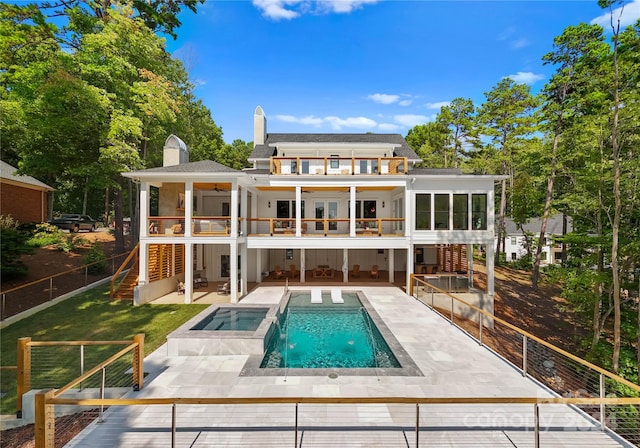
[
  {"left": 28, "top": 223, "right": 66, "bottom": 247},
  {"left": 0, "top": 215, "right": 32, "bottom": 279},
  {"left": 84, "top": 242, "right": 107, "bottom": 274}
]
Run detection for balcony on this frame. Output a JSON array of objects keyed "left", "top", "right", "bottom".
[
  {"left": 147, "top": 216, "right": 232, "bottom": 237},
  {"left": 270, "top": 156, "right": 408, "bottom": 175},
  {"left": 246, "top": 218, "right": 405, "bottom": 237}
]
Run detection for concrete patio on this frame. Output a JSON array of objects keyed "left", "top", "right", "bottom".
[{"left": 64, "top": 286, "right": 630, "bottom": 447}]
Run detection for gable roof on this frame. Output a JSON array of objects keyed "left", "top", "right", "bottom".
[
  {"left": 503, "top": 215, "right": 573, "bottom": 235},
  {"left": 250, "top": 133, "right": 420, "bottom": 161},
  {"left": 126, "top": 160, "right": 240, "bottom": 175},
  {"left": 0, "top": 160, "right": 54, "bottom": 190}
]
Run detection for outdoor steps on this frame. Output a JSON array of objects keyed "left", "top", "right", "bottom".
[{"left": 113, "top": 265, "right": 138, "bottom": 301}]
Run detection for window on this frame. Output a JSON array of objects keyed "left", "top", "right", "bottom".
[
  {"left": 359, "top": 160, "right": 368, "bottom": 174},
  {"left": 415, "top": 194, "right": 431, "bottom": 230},
  {"left": 434, "top": 194, "right": 449, "bottom": 229},
  {"left": 301, "top": 160, "right": 309, "bottom": 174},
  {"left": 472, "top": 194, "right": 487, "bottom": 230},
  {"left": 330, "top": 156, "right": 339, "bottom": 169},
  {"left": 394, "top": 198, "right": 403, "bottom": 231},
  {"left": 277, "top": 200, "right": 304, "bottom": 225},
  {"left": 511, "top": 236, "right": 517, "bottom": 245},
  {"left": 290, "top": 160, "right": 297, "bottom": 174},
  {"left": 453, "top": 194, "right": 468, "bottom": 230},
  {"left": 511, "top": 253, "right": 517, "bottom": 261}
]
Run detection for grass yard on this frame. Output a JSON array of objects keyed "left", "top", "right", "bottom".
[{"left": 0, "top": 284, "right": 207, "bottom": 414}]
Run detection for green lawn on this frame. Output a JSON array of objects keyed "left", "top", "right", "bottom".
[{"left": 0, "top": 284, "right": 207, "bottom": 414}]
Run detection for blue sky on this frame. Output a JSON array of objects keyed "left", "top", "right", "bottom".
[{"left": 166, "top": 1, "right": 640, "bottom": 143}]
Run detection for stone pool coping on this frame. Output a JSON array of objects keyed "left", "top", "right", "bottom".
[{"left": 240, "top": 290, "right": 424, "bottom": 377}]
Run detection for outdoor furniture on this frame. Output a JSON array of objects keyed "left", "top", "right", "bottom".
[
  {"left": 351, "top": 264, "right": 360, "bottom": 278},
  {"left": 217, "top": 281, "right": 230, "bottom": 295},
  {"left": 274, "top": 265, "right": 286, "bottom": 279},
  {"left": 177, "top": 281, "right": 185, "bottom": 294},
  {"left": 314, "top": 265, "right": 333, "bottom": 278},
  {"left": 194, "top": 275, "right": 208, "bottom": 288},
  {"left": 289, "top": 264, "right": 299, "bottom": 279},
  {"left": 370, "top": 265, "right": 379, "bottom": 279}
]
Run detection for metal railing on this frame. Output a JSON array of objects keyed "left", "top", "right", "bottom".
[
  {"left": 270, "top": 156, "right": 408, "bottom": 175},
  {"left": 0, "top": 251, "right": 130, "bottom": 321},
  {"left": 245, "top": 217, "right": 405, "bottom": 237},
  {"left": 410, "top": 274, "right": 640, "bottom": 445}
]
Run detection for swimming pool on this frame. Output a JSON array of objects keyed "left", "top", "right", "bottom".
[
  {"left": 260, "top": 291, "right": 400, "bottom": 369},
  {"left": 191, "top": 307, "right": 269, "bottom": 331}
]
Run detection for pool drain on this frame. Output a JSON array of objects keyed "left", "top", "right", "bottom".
[{"left": 328, "top": 373, "right": 338, "bottom": 379}]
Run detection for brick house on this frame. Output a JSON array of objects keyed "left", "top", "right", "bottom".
[{"left": 0, "top": 160, "right": 54, "bottom": 224}]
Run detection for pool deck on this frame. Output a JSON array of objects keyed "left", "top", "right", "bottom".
[{"left": 65, "top": 286, "right": 630, "bottom": 447}]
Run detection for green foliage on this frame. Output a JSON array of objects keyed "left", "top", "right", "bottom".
[
  {"left": 84, "top": 242, "right": 107, "bottom": 274},
  {"left": 0, "top": 215, "right": 32, "bottom": 279},
  {"left": 55, "top": 233, "right": 88, "bottom": 253},
  {"left": 27, "top": 222, "right": 67, "bottom": 247},
  {"left": 507, "top": 254, "right": 534, "bottom": 271}
]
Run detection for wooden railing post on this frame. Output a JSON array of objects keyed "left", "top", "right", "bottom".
[
  {"left": 34, "top": 389, "right": 55, "bottom": 448},
  {"left": 16, "top": 337, "right": 31, "bottom": 418},
  {"left": 133, "top": 333, "right": 145, "bottom": 391}
]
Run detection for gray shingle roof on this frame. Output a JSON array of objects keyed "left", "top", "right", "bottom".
[
  {"left": 0, "top": 160, "right": 54, "bottom": 190},
  {"left": 129, "top": 160, "right": 240, "bottom": 175},
  {"left": 249, "top": 133, "right": 420, "bottom": 161},
  {"left": 409, "top": 168, "right": 463, "bottom": 175},
  {"left": 503, "top": 215, "right": 573, "bottom": 235}
]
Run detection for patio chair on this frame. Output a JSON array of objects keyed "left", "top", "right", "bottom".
[
  {"left": 370, "top": 265, "right": 379, "bottom": 279},
  {"left": 289, "top": 264, "right": 300, "bottom": 279},
  {"left": 352, "top": 264, "right": 361, "bottom": 278},
  {"left": 217, "top": 281, "right": 230, "bottom": 295},
  {"left": 177, "top": 281, "right": 185, "bottom": 295},
  {"left": 274, "top": 265, "right": 285, "bottom": 279}
]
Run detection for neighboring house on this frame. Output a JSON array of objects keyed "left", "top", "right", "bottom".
[
  {"left": 0, "top": 160, "right": 54, "bottom": 224},
  {"left": 501, "top": 215, "right": 572, "bottom": 265},
  {"left": 121, "top": 106, "right": 502, "bottom": 313}
]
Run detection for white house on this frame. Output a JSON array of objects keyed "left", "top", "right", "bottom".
[
  {"left": 121, "top": 106, "right": 501, "bottom": 314},
  {"left": 501, "top": 215, "right": 572, "bottom": 265}
]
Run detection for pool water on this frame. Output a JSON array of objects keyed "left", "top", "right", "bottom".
[
  {"left": 260, "top": 292, "right": 400, "bottom": 369},
  {"left": 191, "top": 307, "right": 269, "bottom": 331}
]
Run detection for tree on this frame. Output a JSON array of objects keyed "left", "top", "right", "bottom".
[
  {"left": 436, "top": 98, "right": 478, "bottom": 169},
  {"left": 477, "top": 79, "right": 538, "bottom": 265},
  {"left": 405, "top": 121, "right": 449, "bottom": 168}
]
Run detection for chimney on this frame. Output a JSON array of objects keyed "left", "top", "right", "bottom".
[
  {"left": 163, "top": 134, "right": 189, "bottom": 167},
  {"left": 254, "top": 106, "right": 266, "bottom": 146}
]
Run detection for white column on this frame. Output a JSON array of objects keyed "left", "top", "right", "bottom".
[
  {"left": 241, "top": 186, "right": 248, "bottom": 237},
  {"left": 139, "top": 241, "right": 148, "bottom": 285},
  {"left": 349, "top": 186, "right": 356, "bottom": 237},
  {"left": 256, "top": 248, "right": 262, "bottom": 284},
  {"left": 230, "top": 243, "right": 238, "bottom": 303},
  {"left": 140, "top": 183, "right": 149, "bottom": 238},
  {"left": 250, "top": 190, "right": 258, "bottom": 235},
  {"left": 342, "top": 248, "right": 348, "bottom": 283},
  {"left": 300, "top": 249, "right": 306, "bottom": 282},
  {"left": 486, "top": 243, "right": 495, "bottom": 296},
  {"left": 185, "top": 181, "right": 193, "bottom": 237},
  {"left": 240, "top": 242, "right": 247, "bottom": 296},
  {"left": 388, "top": 248, "right": 394, "bottom": 283},
  {"left": 184, "top": 243, "right": 193, "bottom": 304},
  {"left": 405, "top": 184, "right": 412, "bottom": 236},
  {"left": 231, "top": 181, "right": 238, "bottom": 237},
  {"left": 295, "top": 187, "right": 302, "bottom": 236}
]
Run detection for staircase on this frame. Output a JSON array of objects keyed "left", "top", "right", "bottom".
[{"left": 110, "top": 243, "right": 139, "bottom": 300}]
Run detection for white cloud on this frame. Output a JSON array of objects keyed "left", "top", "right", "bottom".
[
  {"left": 274, "top": 114, "right": 324, "bottom": 126},
  {"left": 378, "top": 123, "right": 401, "bottom": 131},
  {"left": 253, "top": 0, "right": 379, "bottom": 20},
  {"left": 398, "top": 99, "right": 412, "bottom": 106},
  {"left": 591, "top": 0, "right": 640, "bottom": 29},
  {"left": 425, "top": 101, "right": 450, "bottom": 110},
  {"left": 252, "top": 0, "right": 302, "bottom": 20},
  {"left": 504, "top": 71, "right": 545, "bottom": 85},
  {"left": 510, "top": 38, "right": 530, "bottom": 49},
  {"left": 367, "top": 93, "right": 400, "bottom": 104},
  {"left": 325, "top": 116, "right": 377, "bottom": 130},
  {"left": 394, "top": 114, "right": 428, "bottom": 127}
]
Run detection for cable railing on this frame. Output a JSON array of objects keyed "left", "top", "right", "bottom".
[
  {"left": 409, "top": 274, "right": 640, "bottom": 445},
  {"left": 0, "top": 251, "right": 130, "bottom": 321}
]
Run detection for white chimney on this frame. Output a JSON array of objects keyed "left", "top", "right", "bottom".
[
  {"left": 254, "top": 106, "right": 266, "bottom": 146},
  {"left": 163, "top": 134, "right": 189, "bottom": 167}
]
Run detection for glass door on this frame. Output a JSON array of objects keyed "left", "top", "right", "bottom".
[{"left": 315, "top": 201, "right": 338, "bottom": 232}]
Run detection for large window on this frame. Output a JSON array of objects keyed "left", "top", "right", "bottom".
[
  {"left": 434, "top": 194, "right": 449, "bottom": 229},
  {"left": 472, "top": 194, "right": 487, "bottom": 230},
  {"left": 453, "top": 194, "right": 468, "bottom": 230},
  {"left": 277, "top": 200, "right": 304, "bottom": 220},
  {"left": 415, "top": 194, "right": 431, "bottom": 230}
]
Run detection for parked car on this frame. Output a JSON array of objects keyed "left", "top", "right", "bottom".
[{"left": 48, "top": 214, "right": 96, "bottom": 232}]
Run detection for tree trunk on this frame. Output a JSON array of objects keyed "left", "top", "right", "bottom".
[
  {"left": 82, "top": 177, "right": 89, "bottom": 215},
  {"left": 495, "top": 177, "right": 507, "bottom": 266},
  {"left": 103, "top": 188, "right": 110, "bottom": 226}
]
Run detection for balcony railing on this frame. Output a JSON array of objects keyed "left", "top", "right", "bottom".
[
  {"left": 147, "top": 217, "right": 231, "bottom": 237},
  {"left": 246, "top": 218, "right": 404, "bottom": 237},
  {"left": 270, "top": 156, "right": 408, "bottom": 175}
]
